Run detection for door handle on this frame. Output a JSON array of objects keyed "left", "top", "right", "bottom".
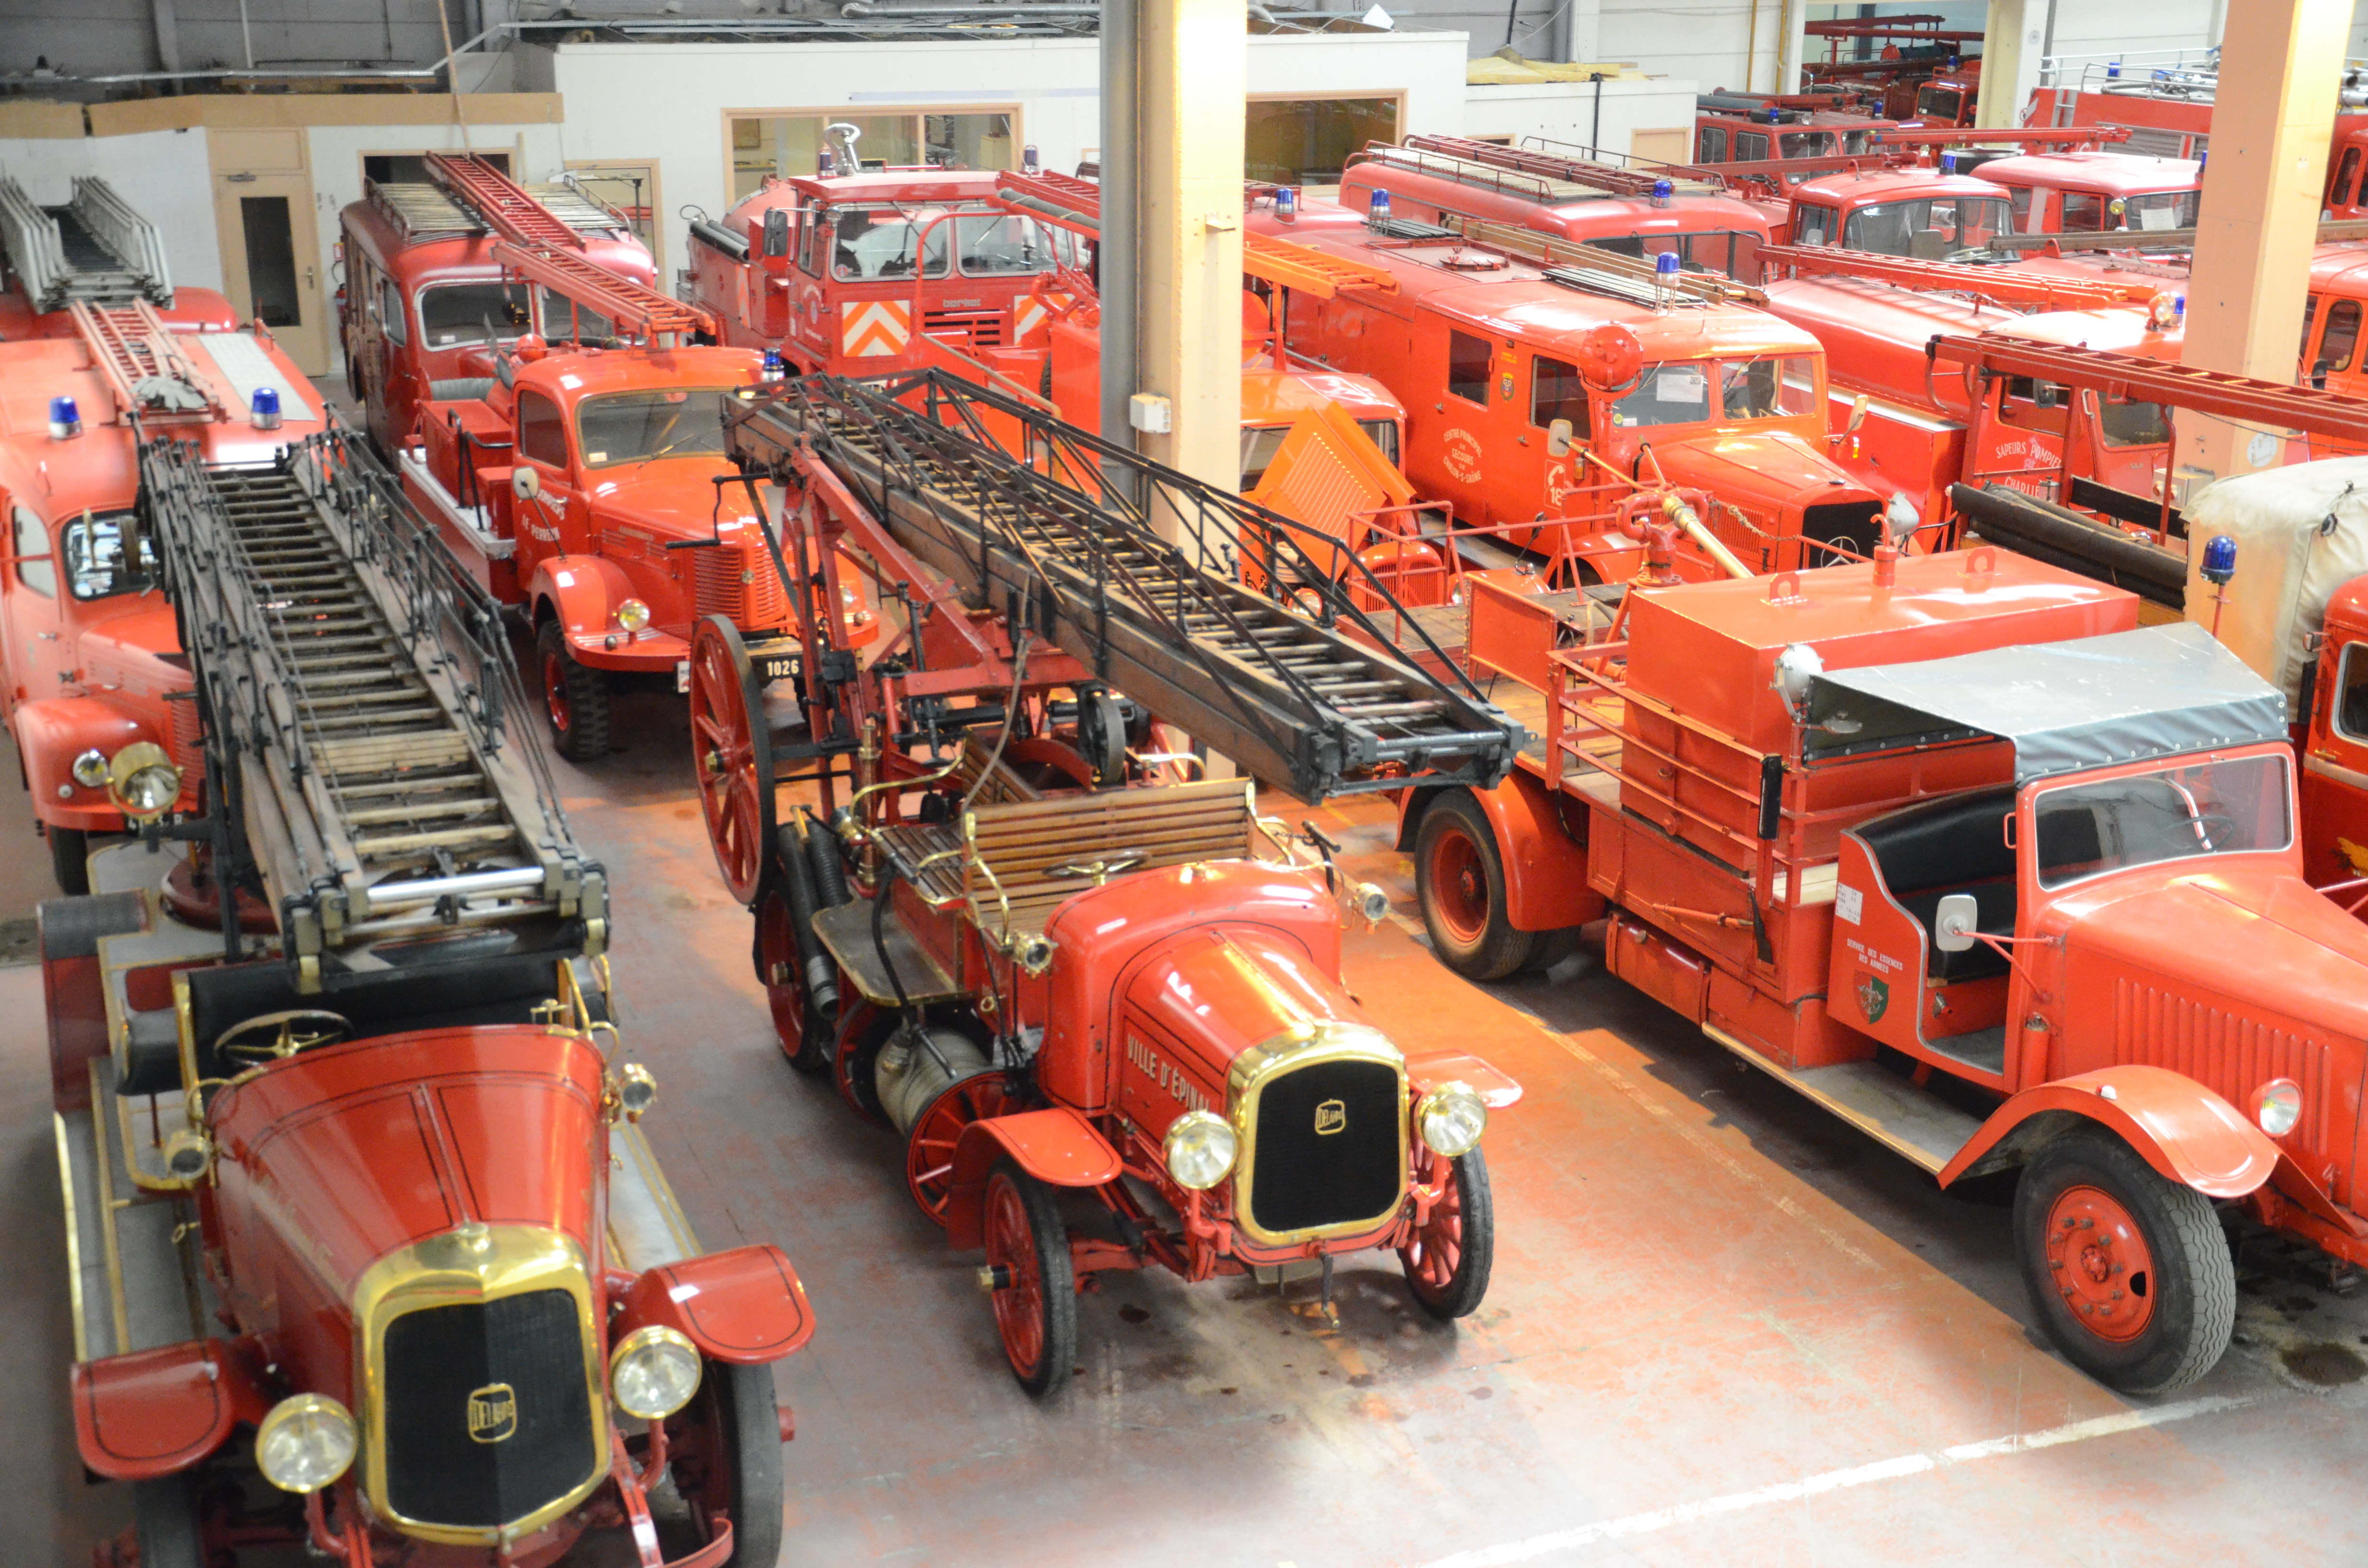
[{"left": 305, "top": 267, "right": 316, "bottom": 291}]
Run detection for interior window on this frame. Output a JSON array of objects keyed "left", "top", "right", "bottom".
[
  {"left": 1446, "top": 330, "right": 1491, "bottom": 405},
  {"left": 2335, "top": 641, "right": 2368, "bottom": 742},
  {"left": 11, "top": 506, "right": 55, "bottom": 598},
  {"left": 517, "top": 391, "right": 568, "bottom": 468},
  {"left": 797, "top": 208, "right": 825, "bottom": 277},
  {"left": 1531, "top": 355, "right": 1591, "bottom": 435},
  {"left": 379, "top": 276, "right": 408, "bottom": 346},
  {"left": 418, "top": 281, "right": 531, "bottom": 349},
  {"left": 2096, "top": 396, "right": 2171, "bottom": 449},
  {"left": 1793, "top": 205, "right": 1838, "bottom": 247},
  {"left": 2060, "top": 192, "right": 2108, "bottom": 231},
  {"left": 2336, "top": 147, "right": 2362, "bottom": 207},
  {"left": 2322, "top": 299, "right": 2362, "bottom": 373},
  {"left": 1356, "top": 418, "right": 1401, "bottom": 467}
]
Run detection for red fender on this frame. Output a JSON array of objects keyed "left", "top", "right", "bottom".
[
  {"left": 73, "top": 1338, "right": 272, "bottom": 1482},
  {"left": 1407, "top": 1051, "right": 1523, "bottom": 1109},
  {"left": 1399, "top": 775, "right": 1599, "bottom": 933},
  {"left": 14, "top": 697, "right": 169, "bottom": 830},
  {"left": 1938, "top": 1065, "right": 2287, "bottom": 1199},
  {"left": 615, "top": 1244, "right": 816, "bottom": 1365},
  {"left": 944, "top": 1107, "right": 1122, "bottom": 1250},
  {"left": 528, "top": 554, "right": 637, "bottom": 654}
]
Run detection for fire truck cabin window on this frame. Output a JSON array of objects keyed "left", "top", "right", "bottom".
[
  {"left": 517, "top": 391, "right": 568, "bottom": 468},
  {"left": 539, "top": 287, "right": 619, "bottom": 347},
  {"left": 1778, "top": 130, "right": 1834, "bottom": 159},
  {"left": 1793, "top": 204, "right": 1838, "bottom": 247},
  {"left": 2060, "top": 191, "right": 2109, "bottom": 231},
  {"left": 1585, "top": 231, "right": 1747, "bottom": 278},
  {"left": 64, "top": 511, "right": 156, "bottom": 600},
  {"left": 831, "top": 207, "right": 952, "bottom": 281},
  {"left": 418, "top": 281, "right": 530, "bottom": 349},
  {"left": 578, "top": 389, "right": 733, "bottom": 468},
  {"left": 1609, "top": 362, "right": 1709, "bottom": 427},
  {"left": 954, "top": 214, "right": 1073, "bottom": 276},
  {"left": 378, "top": 276, "right": 408, "bottom": 345},
  {"left": 2301, "top": 295, "right": 2321, "bottom": 362},
  {"left": 1841, "top": 196, "right": 2010, "bottom": 258},
  {"left": 11, "top": 506, "right": 55, "bottom": 598},
  {"left": 2125, "top": 190, "right": 2199, "bottom": 231},
  {"left": 2322, "top": 299, "right": 2363, "bottom": 373},
  {"left": 1357, "top": 419, "right": 1400, "bottom": 466},
  {"left": 2008, "top": 186, "right": 2035, "bottom": 233},
  {"left": 1734, "top": 131, "right": 1771, "bottom": 161},
  {"left": 1697, "top": 125, "right": 1728, "bottom": 162},
  {"left": 1447, "top": 331, "right": 1491, "bottom": 405},
  {"left": 2336, "top": 642, "right": 2368, "bottom": 742},
  {"left": 2335, "top": 147, "right": 2362, "bottom": 206},
  {"left": 1919, "top": 86, "right": 1963, "bottom": 121},
  {"left": 2034, "top": 753, "right": 2291, "bottom": 891},
  {"left": 1532, "top": 355, "right": 1590, "bottom": 434},
  {"left": 2096, "top": 394, "right": 2171, "bottom": 448}
]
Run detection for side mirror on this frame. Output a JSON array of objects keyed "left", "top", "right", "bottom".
[
  {"left": 1547, "top": 417, "right": 1574, "bottom": 457},
  {"left": 763, "top": 208, "right": 790, "bottom": 258},
  {"left": 1932, "top": 892, "right": 1979, "bottom": 953},
  {"left": 2314, "top": 359, "right": 2332, "bottom": 390},
  {"left": 512, "top": 466, "right": 541, "bottom": 502},
  {"left": 1847, "top": 393, "right": 1868, "bottom": 432}
]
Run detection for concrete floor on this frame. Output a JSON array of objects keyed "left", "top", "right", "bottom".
[{"left": 2, "top": 382, "right": 2361, "bottom": 1561}]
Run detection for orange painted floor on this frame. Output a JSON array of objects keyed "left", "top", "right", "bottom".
[{"left": 8, "top": 678, "right": 2368, "bottom": 1566}]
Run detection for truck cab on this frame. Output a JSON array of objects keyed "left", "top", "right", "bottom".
[
  {"left": 1782, "top": 165, "right": 2016, "bottom": 258},
  {"left": 1979, "top": 152, "right": 2202, "bottom": 236},
  {"left": 1905, "top": 62, "right": 1981, "bottom": 128},
  {"left": 1692, "top": 108, "right": 1889, "bottom": 166},
  {"left": 400, "top": 341, "right": 876, "bottom": 760}
]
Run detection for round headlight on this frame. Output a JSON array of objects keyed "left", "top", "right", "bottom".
[
  {"left": 71, "top": 747, "right": 108, "bottom": 788},
  {"left": 106, "top": 741, "right": 182, "bottom": 822},
  {"left": 1417, "top": 1082, "right": 1488, "bottom": 1159},
  {"left": 617, "top": 1062, "right": 656, "bottom": 1121},
  {"left": 610, "top": 1324, "right": 702, "bottom": 1420},
  {"left": 2255, "top": 1078, "right": 2303, "bottom": 1138},
  {"left": 616, "top": 598, "right": 652, "bottom": 633},
  {"left": 256, "top": 1393, "right": 357, "bottom": 1494},
  {"left": 1162, "top": 1109, "right": 1237, "bottom": 1191}
]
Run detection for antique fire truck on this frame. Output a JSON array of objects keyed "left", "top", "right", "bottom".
[
  {"left": 1403, "top": 542, "right": 2368, "bottom": 1391},
  {"left": 0, "top": 173, "right": 238, "bottom": 338},
  {"left": 0, "top": 295, "right": 328, "bottom": 893},
  {"left": 338, "top": 154, "right": 656, "bottom": 456},
  {"left": 688, "top": 370, "right": 1525, "bottom": 1390},
  {"left": 391, "top": 154, "right": 877, "bottom": 761},
  {"left": 47, "top": 425, "right": 810, "bottom": 1565}
]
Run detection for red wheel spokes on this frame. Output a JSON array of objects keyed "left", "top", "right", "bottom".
[
  {"left": 2045, "top": 1184, "right": 2157, "bottom": 1342},
  {"left": 985, "top": 1175, "right": 1045, "bottom": 1376},
  {"left": 1428, "top": 828, "right": 1487, "bottom": 943},
  {"left": 543, "top": 652, "right": 570, "bottom": 732},
  {"left": 688, "top": 621, "right": 767, "bottom": 904},
  {"left": 1404, "top": 1158, "right": 1464, "bottom": 1298},
  {"left": 908, "top": 1076, "right": 1017, "bottom": 1224}
]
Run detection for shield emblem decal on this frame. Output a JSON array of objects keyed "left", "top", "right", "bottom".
[
  {"left": 1314, "top": 1099, "right": 1347, "bottom": 1136},
  {"left": 1854, "top": 971, "right": 1889, "bottom": 1024},
  {"left": 467, "top": 1383, "right": 518, "bottom": 1444}
]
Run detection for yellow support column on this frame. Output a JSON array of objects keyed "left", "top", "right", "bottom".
[
  {"left": 2181, "top": 0, "right": 2349, "bottom": 483},
  {"left": 1135, "top": 0, "right": 1246, "bottom": 535}
]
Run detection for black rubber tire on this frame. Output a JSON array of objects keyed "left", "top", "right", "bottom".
[
  {"left": 706, "top": 1360, "right": 785, "bottom": 1568},
  {"left": 1403, "top": 1148, "right": 1495, "bottom": 1322},
  {"left": 47, "top": 825, "right": 89, "bottom": 896},
  {"left": 2014, "top": 1127, "right": 2235, "bottom": 1395},
  {"left": 133, "top": 1472, "right": 204, "bottom": 1568},
  {"left": 983, "top": 1160, "right": 1077, "bottom": 1396},
  {"left": 1524, "top": 924, "right": 1585, "bottom": 975},
  {"left": 1414, "top": 791, "right": 1542, "bottom": 981},
  {"left": 537, "top": 617, "right": 612, "bottom": 763}
]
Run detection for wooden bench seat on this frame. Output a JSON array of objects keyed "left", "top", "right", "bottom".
[{"left": 964, "top": 778, "right": 1258, "bottom": 942}]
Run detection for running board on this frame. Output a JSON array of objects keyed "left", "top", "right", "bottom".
[{"left": 1700, "top": 1023, "right": 1980, "bottom": 1175}]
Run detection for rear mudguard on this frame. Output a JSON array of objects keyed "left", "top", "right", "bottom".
[
  {"left": 614, "top": 1244, "right": 816, "bottom": 1365},
  {"left": 73, "top": 1338, "right": 273, "bottom": 1482},
  {"left": 1397, "top": 774, "right": 1599, "bottom": 932},
  {"left": 944, "top": 1107, "right": 1122, "bottom": 1250}
]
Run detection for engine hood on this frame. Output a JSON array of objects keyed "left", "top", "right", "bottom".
[
  {"left": 585, "top": 461, "right": 752, "bottom": 541},
  {"left": 1125, "top": 923, "right": 1375, "bottom": 1093},
  {"left": 75, "top": 597, "right": 190, "bottom": 697},
  {"left": 1646, "top": 429, "right": 1884, "bottom": 523},
  {"left": 209, "top": 1027, "right": 607, "bottom": 1302}
]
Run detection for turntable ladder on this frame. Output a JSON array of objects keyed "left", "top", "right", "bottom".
[
  {"left": 729, "top": 371, "right": 1525, "bottom": 802},
  {"left": 0, "top": 174, "right": 173, "bottom": 312},
  {"left": 70, "top": 300, "right": 222, "bottom": 424},
  {"left": 140, "top": 431, "right": 600, "bottom": 980}
]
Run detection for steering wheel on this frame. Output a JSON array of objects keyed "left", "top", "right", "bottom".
[{"left": 216, "top": 1009, "right": 354, "bottom": 1067}]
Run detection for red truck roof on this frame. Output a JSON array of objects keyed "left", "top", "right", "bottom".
[
  {"left": 1791, "top": 166, "right": 2010, "bottom": 208},
  {"left": 1976, "top": 151, "right": 2201, "bottom": 198}
]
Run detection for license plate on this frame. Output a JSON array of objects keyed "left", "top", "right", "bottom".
[
  {"left": 755, "top": 652, "right": 801, "bottom": 685},
  {"left": 675, "top": 659, "right": 691, "bottom": 693}
]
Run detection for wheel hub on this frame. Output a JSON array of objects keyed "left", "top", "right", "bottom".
[{"left": 2044, "top": 1184, "right": 2155, "bottom": 1342}]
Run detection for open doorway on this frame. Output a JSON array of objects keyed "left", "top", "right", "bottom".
[{"left": 1246, "top": 95, "right": 1402, "bottom": 185}]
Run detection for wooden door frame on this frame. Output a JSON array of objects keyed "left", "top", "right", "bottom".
[{"left": 209, "top": 127, "right": 330, "bottom": 376}]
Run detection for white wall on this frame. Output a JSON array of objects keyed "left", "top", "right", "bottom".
[
  {"left": 527, "top": 29, "right": 1470, "bottom": 282},
  {"left": 1595, "top": 0, "right": 1790, "bottom": 95},
  {"left": 1461, "top": 76, "right": 1699, "bottom": 158},
  {"left": 0, "top": 126, "right": 222, "bottom": 292}
]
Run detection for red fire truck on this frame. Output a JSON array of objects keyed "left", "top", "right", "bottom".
[
  {"left": 337, "top": 159, "right": 655, "bottom": 456},
  {"left": 392, "top": 155, "right": 877, "bottom": 762},
  {"left": 1977, "top": 152, "right": 2203, "bottom": 237},
  {"left": 0, "top": 301, "right": 328, "bottom": 893},
  {"left": 1405, "top": 543, "right": 2368, "bottom": 1392},
  {"left": 53, "top": 425, "right": 809, "bottom": 1566},
  {"left": 0, "top": 173, "right": 237, "bottom": 340},
  {"left": 692, "top": 370, "right": 1526, "bottom": 1389}
]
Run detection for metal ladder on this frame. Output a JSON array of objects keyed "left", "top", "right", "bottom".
[
  {"left": 70, "top": 301, "right": 220, "bottom": 421},
  {"left": 0, "top": 175, "right": 173, "bottom": 312}
]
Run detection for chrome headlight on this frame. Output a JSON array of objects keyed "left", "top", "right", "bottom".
[
  {"left": 610, "top": 1324, "right": 702, "bottom": 1420},
  {"left": 256, "top": 1393, "right": 357, "bottom": 1494},
  {"left": 70, "top": 747, "right": 108, "bottom": 788},
  {"left": 106, "top": 740, "right": 182, "bottom": 822},
  {"left": 616, "top": 1062, "right": 656, "bottom": 1121},
  {"left": 2255, "top": 1078, "right": 2302, "bottom": 1138},
  {"left": 1163, "top": 1109, "right": 1237, "bottom": 1191},
  {"left": 616, "top": 597, "right": 652, "bottom": 633},
  {"left": 1416, "top": 1082, "right": 1487, "bottom": 1159}
]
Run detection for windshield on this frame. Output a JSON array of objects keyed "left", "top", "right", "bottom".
[
  {"left": 417, "top": 281, "right": 532, "bottom": 349},
  {"left": 830, "top": 206, "right": 953, "bottom": 281},
  {"left": 2034, "top": 753, "right": 2292, "bottom": 890},
  {"left": 1584, "top": 230, "right": 1760, "bottom": 281},
  {"left": 576, "top": 387, "right": 740, "bottom": 468},
  {"left": 1780, "top": 130, "right": 1836, "bottom": 159},
  {"left": 1841, "top": 196, "right": 2012, "bottom": 257},
  {"left": 64, "top": 509, "right": 157, "bottom": 600},
  {"left": 1919, "top": 87, "right": 1963, "bottom": 121},
  {"left": 953, "top": 214, "right": 1075, "bottom": 276},
  {"left": 2124, "top": 189, "right": 2199, "bottom": 231},
  {"left": 540, "top": 286, "right": 620, "bottom": 347},
  {"left": 1607, "top": 355, "right": 1821, "bottom": 429},
  {"left": 2096, "top": 395, "right": 2171, "bottom": 448}
]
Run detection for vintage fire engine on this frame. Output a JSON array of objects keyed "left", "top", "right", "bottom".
[
  {"left": 47, "top": 424, "right": 810, "bottom": 1566},
  {"left": 0, "top": 173, "right": 238, "bottom": 338},
  {"left": 1405, "top": 543, "right": 2368, "bottom": 1392},
  {"left": 1975, "top": 152, "right": 2203, "bottom": 238},
  {"left": 1254, "top": 202, "right": 1897, "bottom": 577},
  {"left": 0, "top": 297, "right": 329, "bottom": 893},
  {"left": 391, "top": 155, "right": 877, "bottom": 761},
  {"left": 686, "top": 369, "right": 1524, "bottom": 1389},
  {"left": 338, "top": 155, "right": 655, "bottom": 455}
]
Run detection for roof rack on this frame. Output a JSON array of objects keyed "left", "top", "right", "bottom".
[
  {"left": 0, "top": 175, "right": 173, "bottom": 312},
  {"left": 1434, "top": 214, "right": 1768, "bottom": 307},
  {"left": 364, "top": 178, "right": 629, "bottom": 247},
  {"left": 1400, "top": 135, "right": 1730, "bottom": 199}
]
